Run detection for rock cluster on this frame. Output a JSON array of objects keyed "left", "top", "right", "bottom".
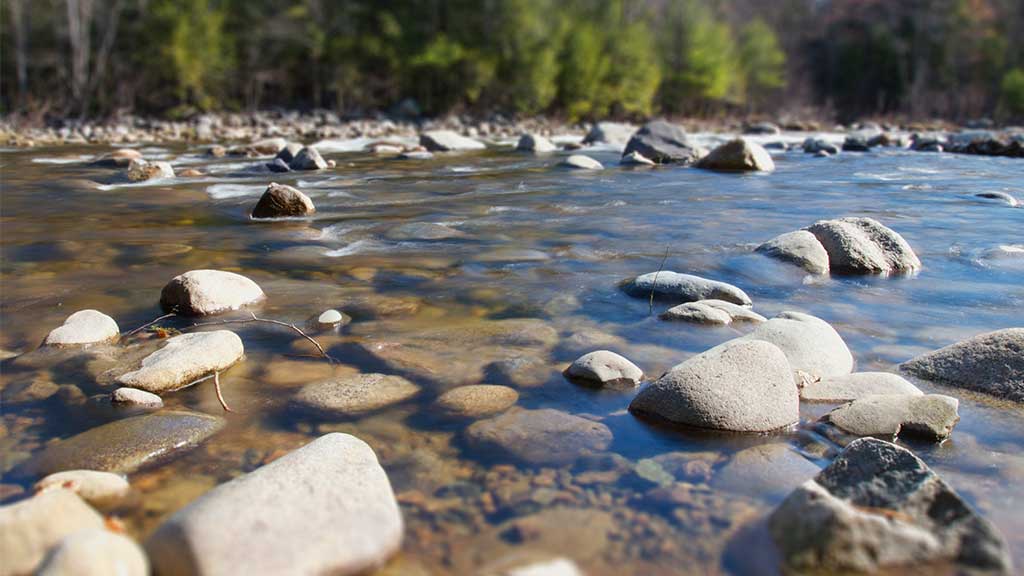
[{"left": 758, "top": 217, "right": 920, "bottom": 275}]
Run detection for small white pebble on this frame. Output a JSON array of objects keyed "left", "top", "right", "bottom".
[
  {"left": 318, "top": 309, "right": 344, "bottom": 325},
  {"left": 111, "top": 387, "right": 163, "bottom": 407}
]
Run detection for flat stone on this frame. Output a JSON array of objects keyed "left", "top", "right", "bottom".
[
  {"left": 19, "top": 410, "right": 225, "bottom": 477},
  {"left": 619, "top": 151, "right": 656, "bottom": 166},
  {"left": 419, "top": 130, "right": 486, "bottom": 152},
  {"left": 145, "top": 433, "right": 403, "bottom": 576},
  {"left": 288, "top": 146, "right": 328, "bottom": 170},
  {"left": 294, "top": 373, "right": 420, "bottom": 416},
  {"left": 715, "top": 443, "right": 821, "bottom": 500},
  {"left": 901, "top": 328, "right": 1024, "bottom": 402},
  {"left": 435, "top": 384, "right": 519, "bottom": 418},
  {"left": 564, "top": 350, "right": 643, "bottom": 388},
  {"left": 769, "top": 438, "right": 1012, "bottom": 574},
  {"left": 516, "top": 134, "right": 557, "bottom": 153},
  {"left": 622, "top": 120, "right": 704, "bottom": 164},
  {"left": 34, "top": 470, "right": 131, "bottom": 509},
  {"left": 696, "top": 138, "right": 775, "bottom": 172},
  {"left": 740, "top": 311, "right": 853, "bottom": 381},
  {"left": 466, "top": 408, "right": 612, "bottom": 466},
  {"left": 756, "top": 230, "right": 830, "bottom": 274},
  {"left": 117, "top": 331, "right": 244, "bottom": 393},
  {"left": 659, "top": 299, "right": 766, "bottom": 325},
  {"left": 111, "top": 387, "right": 164, "bottom": 407},
  {"left": 37, "top": 529, "right": 148, "bottom": 576},
  {"left": 629, "top": 339, "right": 798, "bottom": 432},
  {"left": 43, "top": 310, "right": 119, "bottom": 346},
  {"left": 559, "top": 154, "right": 603, "bottom": 170},
  {"left": 622, "top": 271, "right": 752, "bottom": 306},
  {"left": 251, "top": 182, "right": 315, "bottom": 218},
  {"left": 824, "top": 394, "right": 960, "bottom": 440},
  {"left": 160, "top": 269, "right": 265, "bottom": 315},
  {"left": 801, "top": 372, "right": 922, "bottom": 402},
  {"left": 0, "top": 490, "right": 104, "bottom": 576},
  {"left": 806, "top": 217, "right": 921, "bottom": 274}
]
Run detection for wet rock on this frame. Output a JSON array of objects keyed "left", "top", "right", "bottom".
[
  {"left": 622, "top": 120, "right": 704, "bottom": 164},
  {"left": 266, "top": 158, "right": 291, "bottom": 172},
  {"left": 559, "top": 154, "right": 603, "bottom": 170},
  {"left": 901, "top": 328, "right": 1024, "bottom": 402},
  {"left": 316, "top": 309, "right": 348, "bottom": 328},
  {"left": 1, "top": 373, "right": 60, "bottom": 404},
  {"left": 740, "top": 311, "right": 853, "bottom": 381},
  {"left": 756, "top": 230, "right": 830, "bottom": 274},
  {"left": 20, "top": 411, "right": 225, "bottom": 477},
  {"left": 117, "top": 330, "right": 243, "bottom": 393},
  {"left": 34, "top": 469, "right": 131, "bottom": 509},
  {"left": 294, "top": 373, "right": 420, "bottom": 416},
  {"left": 0, "top": 490, "right": 104, "bottom": 576},
  {"left": 146, "top": 433, "right": 403, "bottom": 576},
  {"left": 274, "top": 142, "right": 304, "bottom": 163},
  {"left": 516, "top": 134, "right": 557, "bottom": 153},
  {"left": 466, "top": 408, "right": 612, "bottom": 466},
  {"left": 420, "top": 130, "right": 486, "bottom": 152},
  {"left": 288, "top": 146, "right": 328, "bottom": 170},
  {"left": 484, "top": 355, "right": 555, "bottom": 388},
  {"left": 91, "top": 148, "right": 142, "bottom": 167},
  {"left": 769, "top": 438, "right": 1012, "bottom": 574},
  {"left": 622, "top": 271, "right": 752, "bottom": 306},
  {"left": 582, "top": 121, "right": 635, "bottom": 148},
  {"left": 160, "top": 269, "right": 265, "bottom": 315},
  {"left": 37, "top": 529, "right": 148, "bottom": 576},
  {"left": 629, "top": 339, "right": 798, "bottom": 432},
  {"left": 805, "top": 216, "right": 921, "bottom": 274},
  {"left": 715, "top": 443, "right": 821, "bottom": 499},
  {"left": 619, "top": 150, "right": 656, "bottom": 166},
  {"left": 801, "top": 372, "right": 922, "bottom": 402},
  {"left": 111, "top": 387, "right": 164, "bottom": 407},
  {"left": 802, "top": 138, "right": 840, "bottom": 155},
  {"left": 250, "top": 182, "right": 315, "bottom": 219},
  {"left": 696, "top": 138, "right": 775, "bottom": 172},
  {"left": 398, "top": 150, "right": 434, "bottom": 160},
  {"left": 824, "top": 394, "right": 960, "bottom": 440},
  {"left": 973, "top": 191, "right": 1019, "bottom": 206},
  {"left": 205, "top": 145, "right": 226, "bottom": 157},
  {"left": 744, "top": 122, "right": 781, "bottom": 135},
  {"left": 384, "top": 222, "right": 466, "bottom": 241},
  {"left": 564, "top": 350, "right": 643, "bottom": 388},
  {"left": 659, "top": 299, "right": 765, "bottom": 325},
  {"left": 435, "top": 384, "right": 519, "bottom": 418},
  {"left": 842, "top": 135, "right": 871, "bottom": 151},
  {"left": 126, "top": 158, "right": 174, "bottom": 181}
]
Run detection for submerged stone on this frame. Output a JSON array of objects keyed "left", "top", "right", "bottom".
[
  {"left": 294, "top": 373, "right": 420, "bottom": 416},
  {"left": 435, "top": 384, "right": 519, "bottom": 418},
  {"left": 466, "top": 408, "right": 612, "bottom": 466}
]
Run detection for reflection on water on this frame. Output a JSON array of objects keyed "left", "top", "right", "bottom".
[{"left": 1, "top": 141, "right": 1023, "bottom": 574}]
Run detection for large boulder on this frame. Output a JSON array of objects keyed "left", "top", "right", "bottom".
[
  {"left": 288, "top": 146, "right": 328, "bottom": 170},
  {"left": 628, "top": 339, "right": 798, "bottom": 432},
  {"left": 146, "top": 433, "right": 403, "bottom": 576},
  {"left": 622, "top": 271, "right": 751, "bottom": 306},
  {"left": 582, "top": 122, "right": 635, "bottom": 148},
  {"left": 659, "top": 299, "right": 765, "bottom": 325},
  {"left": 250, "top": 182, "right": 315, "bottom": 219},
  {"left": 160, "top": 269, "right": 265, "bottom": 315},
  {"left": 756, "top": 230, "right": 830, "bottom": 275},
  {"left": 466, "top": 409, "right": 612, "bottom": 466},
  {"left": 824, "top": 394, "right": 960, "bottom": 440},
  {"left": 516, "top": 133, "right": 557, "bottom": 153},
  {"left": 420, "top": 130, "right": 486, "bottom": 152},
  {"left": 293, "top": 373, "right": 420, "bottom": 416},
  {"left": 37, "top": 529, "right": 148, "bottom": 576},
  {"left": 695, "top": 138, "right": 775, "bottom": 172},
  {"left": 0, "top": 490, "right": 105, "bottom": 576},
  {"left": 901, "top": 328, "right": 1024, "bottom": 402},
  {"left": 564, "top": 350, "right": 643, "bottom": 388},
  {"left": 805, "top": 217, "right": 921, "bottom": 275},
  {"left": 622, "top": 120, "right": 704, "bottom": 164},
  {"left": 801, "top": 372, "right": 922, "bottom": 402},
  {"left": 43, "top": 310, "right": 119, "bottom": 346},
  {"left": 769, "top": 438, "right": 1012, "bottom": 574},
  {"left": 117, "top": 331, "right": 244, "bottom": 394},
  {"left": 740, "top": 311, "right": 853, "bottom": 381}
]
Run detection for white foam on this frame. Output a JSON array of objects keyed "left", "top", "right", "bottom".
[{"left": 206, "top": 183, "right": 266, "bottom": 199}]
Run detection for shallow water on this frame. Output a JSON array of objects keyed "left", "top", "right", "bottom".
[{"left": 1, "top": 139, "right": 1023, "bottom": 574}]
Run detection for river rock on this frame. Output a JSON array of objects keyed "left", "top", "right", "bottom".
[
  {"left": 740, "top": 311, "right": 853, "bottom": 381},
  {"left": 802, "top": 138, "right": 840, "bottom": 155},
  {"left": 435, "top": 384, "right": 519, "bottom": 418},
  {"left": 824, "top": 394, "right": 960, "bottom": 440},
  {"left": 316, "top": 309, "right": 348, "bottom": 328},
  {"left": 973, "top": 191, "right": 1019, "bottom": 206},
  {"left": 497, "top": 558, "right": 583, "bottom": 576},
  {"left": 0, "top": 490, "right": 104, "bottom": 576},
  {"left": 42, "top": 309, "right": 119, "bottom": 346},
  {"left": 805, "top": 217, "right": 921, "bottom": 274},
  {"left": 34, "top": 470, "right": 131, "bottom": 509},
  {"left": 622, "top": 120, "right": 703, "bottom": 164},
  {"left": 91, "top": 148, "right": 142, "bottom": 167},
  {"left": 559, "top": 154, "right": 603, "bottom": 170},
  {"left": 901, "top": 328, "right": 1024, "bottom": 402},
  {"left": 288, "top": 146, "right": 327, "bottom": 170},
  {"left": 160, "top": 269, "right": 265, "bottom": 315},
  {"left": 420, "top": 130, "right": 486, "bottom": 152},
  {"left": 466, "top": 408, "right": 612, "bottom": 465},
  {"left": 274, "top": 142, "right": 304, "bottom": 163},
  {"left": 145, "top": 433, "right": 403, "bottom": 576},
  {"left": 801, "top": 372, "right": 922, "bottom": 402},
  {"left": 622, "top": 271, "right": 752, "bottom": 306},
  {"left": 126, "top": 158, "right": 174, "bottom": 181},
  {"left": 583, "top": 122, "right": 635, "bottom": 148},
  {"left": 564, "top": 350, "right": 643, "bottom": 388},
  {"left": 20, "top": 411, "right": 225, "bottom": 477},
  {"left": 37, "top": 529, "right": 148, "bottom": 576},
  {"left": 294, "top": 373, "right": 420, "bottom": 416},
  {"left": 629, "top": 339, "right": 798, "bottom": 432},
  {"left": 659, "top": 299, "right": 766, "bottom": 325},
  {"left": 744, "top": 122, "right": 781, "bottom": 135},
  {"left": 251, "top": 182, "right": 315, "bottom": 218},
  {"left": 696, "top": 138, "right": 775, "bottom": 172},
  {"left": 266, "top": 158, "right": 290, "bottom": 172},
  {"left": 516, "top": 134, "right": 557, "bottom": 153},
  {"left": 250, "top": 137, "right": 288, "bottom": 155},
  {"left": 714, "top": 443, "right": 821, "bottom": 499},
  {"left": 619, "top": 151, "right": 655, "bottom": 166},
  {"left": 117, "top": 330, "right": 244, "bottom": 393},
  {"left": 769, "top": 438, "right": 1012, "bottom": 574},
  {"left": 111, "top": 387, "right": 164, "bottom": 407},
  {"left": 756, "top": 230, "right": 830, "bottom": 274}
]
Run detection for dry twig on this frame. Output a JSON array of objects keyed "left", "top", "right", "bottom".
[
  {"left": 189, "top": 312, "right": 337, "bottom": 363},
  {"left": 124, "top": 312, "right": 177, "bottom": 337},
  {"left": 213, "top": 371, "right": 233, "bottom": 412},
  {"left": 649, "top": 246, "right": 670, "bottom": 315}
]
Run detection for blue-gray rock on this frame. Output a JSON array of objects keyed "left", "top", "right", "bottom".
[
  {"left": 622, "top": 120, "right": 704, "bottom": 164},
  {"left": 901, "top": 328, "right": 1024, "bottom": 402},
  {"left": 623, "top": 271, "right": 752, "bottom": 306}
]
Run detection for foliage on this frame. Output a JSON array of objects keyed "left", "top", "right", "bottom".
[{"left": 1000, "top": 68, "right": 1024, "bottom": 118}]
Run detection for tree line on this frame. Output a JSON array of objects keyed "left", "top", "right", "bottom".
[{"left": 2, "top": 0, "right": 1023, "bottom": 123}]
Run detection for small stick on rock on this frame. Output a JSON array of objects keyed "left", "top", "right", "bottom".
[
  {"left": 189, "top": 312, "right": 338, "bottom": 363},
  {"left": 124, "top": 311, "right": 177, "bottom": 337},
  {"left": 649, "top": 246, "right": 670, "bottom": 315}
]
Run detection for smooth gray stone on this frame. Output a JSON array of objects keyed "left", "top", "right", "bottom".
[{"left": 901, "top": 328, "right": 1024, "bottom": 403}]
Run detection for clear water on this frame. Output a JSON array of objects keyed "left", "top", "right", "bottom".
[{"left": 2, "top": 140, "right": 1023, "bottom": 574}]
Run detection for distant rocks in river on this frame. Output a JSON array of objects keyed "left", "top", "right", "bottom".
[
  {"left": 249, "top": 137, "right": 289, "bottom": 155},
  {"left": 160, "top": 269, "right": 265, "bottom": 315},
  {"left": 251, "top": 182, "right": 315, "bottom": 219},
  {"left": 466, "top": 408, "right": 612, "bottom": 466},
  {"left": 564, "top": 350, "right": 643, "bottom": 388},
  {"left": 146, "top": 433, "right": 403, "bottom": 576},
  {"left": 695, "top": 138, "right": 775, "bottom": 172},
  {"left": 743, "top": 121, "right": 781, "bottom": 135},
  {"left": 419, "top": 130, "right": 486, "bottom": 152},
  {"left": 559, "top": 154, "right": 603, "bottom": 170},
  {"left": 516, "top": 133, "right": 557, "bottom": 153},
  {"left": 126, "top": 158, "right": 174, "bottom": 181},
  {"left": 622, "top": 271, "right": 752, "bottom": 306},
  {"left": 274, "top": 141, "right": 304, "bottom": 163},
  {"left": 759, "top": 217, "right": 920, "bottom": 275},
  {"left": 288, "top": 146, "right": 328, "bottom": 170},
  {"left": 659, "top": 299, "right": 765, "bottom": 325},
  {"left": 622, "top": 120, "right": 705, "bottom": 165},
  {"left": 802, "top": 138, "right": 840, "bottom": 155},
  {"left": 756, "top": 230, "right": 830, "bottom": 274},
  {"left": 43, "top": 309, "right": 119, "bottom": 346},
  {"left": 901, "top": 328, "right": 1024, "bottom": 402},
  {"left": 582, "top": 121, "right": 635, "bottom": 148},
  {"left": 116, "top": 330, "right": 244, "bottom": 393},
  {"left": 91, "top": 148, "right": 141, "bottom": 167},
  {"left": 0, "top": 489, "right": 104, "bottom": 575},
  {"left": 823, "top": 393, "right": 960, "bottom": 441},
  {"left": 770, "top": 438, "right": 1012, "bottom": 574},
  {"left": 800, "top": 371, "right": 922, "bottom": 402},
  {"left": 294, "top": 373, "right": 420, "bottom": 416},
  {"left": 740, "top": 311, "right": 853, "bottom": 381}
]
